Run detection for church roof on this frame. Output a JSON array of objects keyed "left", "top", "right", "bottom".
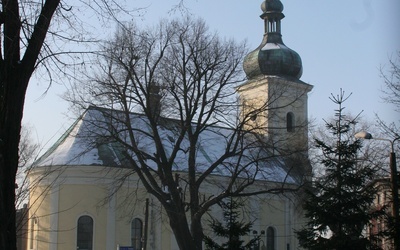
[{"left": 34, "top": 106, "right": 298, "bottom": 184}]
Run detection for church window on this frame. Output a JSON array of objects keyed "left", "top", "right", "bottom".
[
  {"left": 77, "top": 215, "right": 93, "bottom": 250},
  {"left": 286, "top": 112, "right": 295, "bottom": 132},
  {"left": 131, "top": 218, "right": 143, "bottom": 250},
  {"left": 266, "top": 226, "right": 276, "bottom": 250}
]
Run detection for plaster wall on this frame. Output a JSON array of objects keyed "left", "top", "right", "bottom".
[
  {"left": 27, "top": 165, "right": 304, "bottom": 250},
  {"left": 237, "top": 76, "right": 312, "bottom": 153}
]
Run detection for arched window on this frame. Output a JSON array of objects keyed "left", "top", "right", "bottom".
[
  {"left": 131, "top": 218, "right": 143, "bottom": 250},
  {"left": 286, "top": 112, "right": 295, "bottom": 132},
  {"left": 266, "top": 226, "right": 275, "bottom": 250},
  {"left": 77, "top": 215, "right": 93, "bottom": 250}
]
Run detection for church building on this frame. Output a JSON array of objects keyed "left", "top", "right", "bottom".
[{"left": 26, "top": 1, "right": 313, "bottom": 250}]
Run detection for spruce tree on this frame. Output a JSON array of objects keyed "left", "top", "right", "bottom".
[
  {"left": 204, "top": 198, "right": 259, "bottom": 250},
  {"left": 296, "top": 90, "right": 383, "bottom": 249}
]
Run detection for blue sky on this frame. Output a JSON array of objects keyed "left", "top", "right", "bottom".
[{"left": 23, "top": 0, "right": 400, "bottom": 150}]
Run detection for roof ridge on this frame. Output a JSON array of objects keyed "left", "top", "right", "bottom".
[
  {"left": 32, "top": 109, "right": 89, "bottom": 167},
  {"left": 87, "top": 105, "right": 234, "bottom": 130}
]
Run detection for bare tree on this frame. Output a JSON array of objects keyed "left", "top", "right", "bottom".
[
  {"left": 15, "top": 125, "right": 39, "bottom": 249},
  {"left": 377, "top": 51, "right": 400, "bottom": 146},
  {"left": 66, "top": 17, "right": 309, "bottom": 250},
  {"left": 0, "top": 1, "right": 137, "bottom": 249},
  {"left": 381, "top": 51, "right": 400, "bottom": 112},
  {"left": 16, "top": 125, "right": 39, "bottom": 209},
  {"left": 0, "top": 2, "right": 60, "bottom": 248}
]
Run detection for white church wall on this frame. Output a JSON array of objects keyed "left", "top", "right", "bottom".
[{"left": 27, "top": 164, "right": 304, "bottom": 250}]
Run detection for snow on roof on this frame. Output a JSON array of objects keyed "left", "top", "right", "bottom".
[
  {"left": 34, "top": 107, "right": 298, "bottom": 184},
  {"left": 34, "top": 111, "right": 103, "bottom": 166}
]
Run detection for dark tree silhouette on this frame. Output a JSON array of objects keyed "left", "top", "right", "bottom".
[
  {"left": 0, "top": 2, "right": 60, "bottom": 249},
  {"left": 296, "top": 90, "right": 384, "bottom": 250},
  {"left": 0, "top": 1, "right": 134, "bottom": 249},
  {"left": 204, "top": 197, "right": 258, "bottom": 250}
]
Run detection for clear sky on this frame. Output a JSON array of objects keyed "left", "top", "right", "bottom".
[{"left": 23, "top": 0, "right": 400, "bottom": 151}]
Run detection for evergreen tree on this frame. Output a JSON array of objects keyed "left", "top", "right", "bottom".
[
  {"left": 204, "top": 198, "right": 259, "bottom": 250},
  {"left": 296, "top": 90, "right": 383, "bottom": 249}
]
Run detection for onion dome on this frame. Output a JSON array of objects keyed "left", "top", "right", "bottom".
[
  {"left": 243, "top": 0, "right": 303, "bottom": 79},
  {"left": 261, "top": 0, "right": 283, "bottom": 12}
]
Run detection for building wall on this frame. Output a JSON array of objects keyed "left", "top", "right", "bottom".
[
  {"left": 369, "top": 178, "right": 395, "bottom": 250},
  {"left": 57, "top": 184, "right": 108, "bottom": 249},
  {"left": 237, "top": 76, "right": 312, "bottom": 153},
  {"left": 28, "top": 165, "right": 304, "bottom": 250},
  {"left": 16, "top": 205, "right": 29, "bottom": 250}
]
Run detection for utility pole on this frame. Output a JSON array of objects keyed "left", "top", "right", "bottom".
[{"left": 142, "top": 198, "right": 149, "bottom": 250}]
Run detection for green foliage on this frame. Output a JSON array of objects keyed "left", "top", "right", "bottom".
[
  {"left": 204, "top": 198, "right": 259, "bottom": 250},
  {"left": 296, "top": 90, "right": 384, "bottom": 250}
]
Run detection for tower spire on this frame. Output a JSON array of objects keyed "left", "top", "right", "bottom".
[
  {"left": 260, "top": 0, "right": 284, "bottom": 43},
  {"left": 243, "top": 0, "right": 303, "bottom": 80}
]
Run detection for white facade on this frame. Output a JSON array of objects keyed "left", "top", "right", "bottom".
[{"left": 28, "top": 164, "right": 305, "bottom": 250}]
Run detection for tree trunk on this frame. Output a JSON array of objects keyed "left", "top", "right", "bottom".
[
  {"left": 166, "top": 207, "right": 199, "bottom": 250},
  {"left": 0, "top": 72, "right": 26, "bottom": 250},
  {"left": 191, "top": 218, "right": 204, "bottom": 250},
  {"left": 0, "top": 1, "right": 23, "bottom": 249},
  {"left": 0, "top": 1, "right": 61, "bottom": 249}
]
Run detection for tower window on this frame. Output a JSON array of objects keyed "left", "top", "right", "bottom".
[{"left": 286, "top": 112, "right": 295, "bottom": 132}]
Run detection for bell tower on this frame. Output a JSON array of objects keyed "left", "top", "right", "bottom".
[{"left": 237, "top": 0, "right": 313, "bottom": 158}]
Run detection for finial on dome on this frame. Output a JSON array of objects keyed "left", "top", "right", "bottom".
[{"left": 261, "top": 0, "right": 283, "bottom": 13}]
